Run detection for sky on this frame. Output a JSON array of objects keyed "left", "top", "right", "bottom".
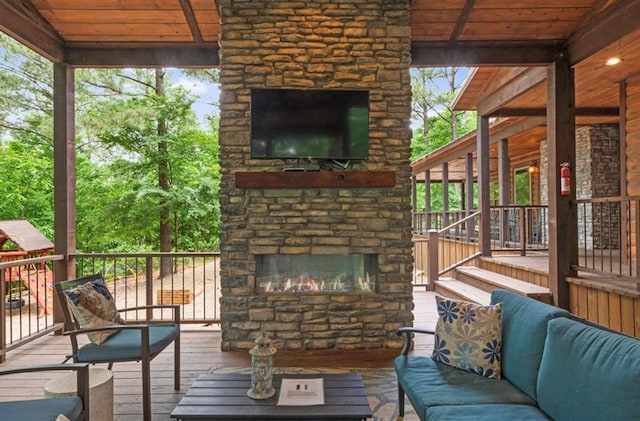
[{"left": 170, "top": 69, "right": 219, "bottom": 129}]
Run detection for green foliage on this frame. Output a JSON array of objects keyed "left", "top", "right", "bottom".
[
  {"left": 0, "top": 33, "right": 221, "bottom": 252},
  {"left": 410, "top": 67, "right": 477, "bottom": 213}
]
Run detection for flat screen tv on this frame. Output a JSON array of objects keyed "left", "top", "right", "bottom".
[{"left": 250, "top": 88, "right": 369, "bottom": 160}]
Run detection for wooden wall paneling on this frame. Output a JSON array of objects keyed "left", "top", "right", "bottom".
[
  {"left": 635, "top": 297, "right": 640, "bottom": 338},
  {"left": 597, "top": 290, "right": 609, "bottom": 327},
  {"left": 570, "top": 284, "right": 580, "bottom": 315},
  {"left": 577, "top": 284, "right": 589, "bottom": 318},
  {"left": 587, "top": 287, "right": 599, "bottom": 322},
  {"left": 620, "top": 295, "right": 635, "bottom": 336},
  {"left": 608, "top": 292, "right": 622, "bottom": 331}
]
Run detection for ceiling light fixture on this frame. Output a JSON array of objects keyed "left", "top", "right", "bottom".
[{"left": 605, "top": 57, "right": 622, "bottom": 66}]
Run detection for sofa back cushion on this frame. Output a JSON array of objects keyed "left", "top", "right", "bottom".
[
  {"left": 537, "top": 317, "right": 640, "bottom": 420},
  {"left": 490, "top": 290, "right": 569, "bottom": 400}
]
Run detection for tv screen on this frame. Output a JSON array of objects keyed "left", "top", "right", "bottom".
[{"left": 250, "top": 88, "right": 369, "bottom": 160}]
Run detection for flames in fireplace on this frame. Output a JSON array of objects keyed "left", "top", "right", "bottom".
[
  {"left": 259, "top": 271, "right": 373, "bottom": 293},
  {"left": 255, "top": 254, "right": 376, "bottom": 293}
]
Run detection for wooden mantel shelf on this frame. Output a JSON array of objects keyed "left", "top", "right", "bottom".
[{"left": 235, "top": 170, "right": 396, "bottom": 189}]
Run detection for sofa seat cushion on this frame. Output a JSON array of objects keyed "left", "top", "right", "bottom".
[
  {"left": 426, "top": 404, "right": 552, "bottom": 421},
  {"left": 0, "top": 396, "right": 83, "bottom": 421},
  {"left": 490, "top": 289, "right": 570, "bottom": 400},
  {"left": 537, "top": 317, "right": 640, "bottom": 421},
  {"left": 76, "top": 323, "right": 178, "bottom": 362},
  {"left": 395, "top": 355, "right": 536, "bottom": 419}
]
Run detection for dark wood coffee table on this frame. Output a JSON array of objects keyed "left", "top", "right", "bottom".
[{"left": 170, "top": 372, "right": 372, "bottom": 420}]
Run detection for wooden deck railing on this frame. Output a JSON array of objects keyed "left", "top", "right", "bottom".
[
  {"left": 574, "top": 196, "right": 640, "bottom": 284},
  {"left": 413, "top": 211, "right": 481, "bottom": 289},
  {"left": 0, "top": 252, "right": 220, "bottom": 363}
]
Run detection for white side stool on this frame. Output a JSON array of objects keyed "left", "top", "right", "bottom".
[{"left": 44, "top": 367, "right": 113, "bottom": 421}]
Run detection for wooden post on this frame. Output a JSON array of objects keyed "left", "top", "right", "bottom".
[
  {"left": 425, "top": 169, "right": 432, "bottom": 230},
  {"left": 426, "top": 229, "right": 438, "bottom": 291},
  {"left": 547, "top": 58, "right": 577, "bottom": 309},
  {"left": 411, "top": 175, "right": 418, "bottom": 232},
  {"left": 465, "top": 153, "right": 475, "bottom": 242},
  {"left": 442, "top": 162, "right": 449, "bottom": 227},
  {"left": 477, "top": 115, "right": 491, "bottom": 256},
  {"left": 498, "top": 138, "right": 510, "bottom": 246},
  {"left": 53, "top": 63, "right": 76, "bottom": 325}
]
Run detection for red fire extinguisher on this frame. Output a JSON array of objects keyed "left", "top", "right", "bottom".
[{"left": 560, "top": 162, "right": 570, "bottom": 196}]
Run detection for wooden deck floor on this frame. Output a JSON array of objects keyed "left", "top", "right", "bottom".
[{"left": 0, "top": 288, "right": 438, "bottom": 420}]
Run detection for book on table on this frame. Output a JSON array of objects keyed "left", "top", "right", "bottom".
[{"left": 277, "top": 378, "right": 324, "bottom": 406}]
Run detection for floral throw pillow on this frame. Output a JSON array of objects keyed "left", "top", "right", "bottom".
[
  {"left": 63, "top": 278, "right": 125, "bottom": 345},
  {"left": 431, "top": 295, "right": 503, "bottom": 379}
]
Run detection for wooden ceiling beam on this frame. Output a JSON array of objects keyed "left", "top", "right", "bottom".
[
  {"left": 567, "top": 0, "right": 640, "bottom": 65},
  {"left": 489, "top": 117, "right": 546, "bottom": 142},
  {"left": 492, "top": 107, "right": 619, "bottom": 117},
  {"left": 449, "top": 0, "right": 476, "bottom": 42},
  {"left": 411, "top": 41, "right": 563, "bottom": 67},
  {"left": 412, "top": 117, "right": 547, "bottom": 174},
  {"left": 477, "top": 67, "right": 547, "bottom": 115},
  {"left": 0, "top": 0, "right": 64, "bottom": 62},
  {"left": 65, "top": 44, "right": 219, "bottom": 68},
  {"left": 180, "top": 0, "right": 204, "bottom": 43}
]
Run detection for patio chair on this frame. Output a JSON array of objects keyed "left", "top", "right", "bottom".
[
  {"left": 55, "top": 273, "right": 180, "bottom": 421},
  {"left": 0, "top": 363, "right": 90, "bottom": 421}
]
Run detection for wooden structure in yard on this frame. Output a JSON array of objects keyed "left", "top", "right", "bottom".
[
  {"left": 0, "top": 0, "right": 639, "bottom": 337},
  {"left": 0, "top": 220, "right": 55, "bottom": 316}
]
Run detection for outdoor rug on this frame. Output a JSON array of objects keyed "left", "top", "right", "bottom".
[{"left": 209, "top": 366, "right": 419, "bottom": 421}]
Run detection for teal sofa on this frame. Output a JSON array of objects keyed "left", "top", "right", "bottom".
[
  {"left": 0, "top": 363, "right": 89, "bottom": 421},
  {"left": 394, "top": 289, "right": 640, "bottom": 420}
]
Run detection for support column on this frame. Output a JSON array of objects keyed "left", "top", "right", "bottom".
[
  {"left": 53, "top": 63, "right": 76, "bottom": 323},
  {"left": 442, "top": 162, "right": 449, "bottom": 227},
  {"left": 424, "top": 169, "right": 432, "bottom": 230},
  {"left": 411, "top": 175, "right": 417, "bottom": 232},
  {"left": 465, "top": 153, "right": 474, "bottom": 215},
  {"left": 498, "top": 138, "right": 510, "bottom": 245},
  {"left": 477, "top": 115, "right": 491, "bottom": 256},
  {"left": 547, "top": 58, "right": 577, "bottom": 309},
  {"left": 465, "top": 152, "right": 475, "bottom": 242}
]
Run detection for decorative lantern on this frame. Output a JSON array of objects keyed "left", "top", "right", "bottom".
[{"left": 247, "top": 332, "right": 277, "bottom": 399}]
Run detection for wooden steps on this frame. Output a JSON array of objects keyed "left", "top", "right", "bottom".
[{"left": 435, "top": 265, "right": 552, "bottom": 305}]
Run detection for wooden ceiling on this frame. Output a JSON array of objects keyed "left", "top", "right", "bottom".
[
  {"left": 0, "top": 0, "right": 636, "bottom": 67},
  {"left": 1, "top": 0, "right": 639, "bottom": 179}
]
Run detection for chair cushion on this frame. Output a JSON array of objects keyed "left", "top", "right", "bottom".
[
  {"left": 0, "top": 397, "right": 83, "bottom": 421},
  {"left": 536, "top": 317, "right": 640, "bottom": 421},
  {"left": 490, "top": 289, "right": 569, "bottom": 400},
  {"left": 76, "top": 323, "right": 178, "bottom": 362},
  {"left": 432, "top": 296, "right": 503, "bottom": 379},
  {"left": 426, "top": 404, "right": 552, "bottom": 421},
  {"left": 63, "top": 277, "right": 125, "bottom": 345},
  {"left": 394, "top": 355, "right": 536, "bottom": 420}
]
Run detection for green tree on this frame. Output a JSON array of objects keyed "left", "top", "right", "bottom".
[{"left": 1, "top": 33, "right": 221, "bottom": 256}]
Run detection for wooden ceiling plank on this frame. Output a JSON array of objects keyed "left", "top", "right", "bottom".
[
  {"left": 179, "top": 0, "right": 203, "bottom": 43},
  {"left": 39, "top": 10, "right": 187, "bottom": 24},
  {"left": 468, "top": 8, "right": 591, "bottom": 22},
  {"left": 474, "top": 0, "right": 594, "bottom": 7},
  {"left": 492, "top": 107, "right": 619, "bottom": 117},
  {"left": 460, "top": 21, "right": 578, "bottom": 40},
  {"left": 478, "top": 67, "right": 547, "bottom": 114},
  {"left": 30, "top": 0, "right": 182, "bottom": 10},
  {"left": 0, "top": 0, "right": 64, "bottom": 62},
  {"left": 65, "top": 45, "right": 219, "bottom": 67},
  {"left": 54, "top": 23, "right": 192, "bottom": 37},
  {"left": 568, "top": 0, "right": 640, "bottom": 65},
  {"left": 411, "top": 41, "right": 562, "bottom": 66}
]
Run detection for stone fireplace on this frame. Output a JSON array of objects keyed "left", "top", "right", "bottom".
[{"left": 218, "top": 0, "right": 414, "bottom": 350}]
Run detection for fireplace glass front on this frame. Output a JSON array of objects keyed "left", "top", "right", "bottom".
[{"left": 255, "top": 254, "right": 377, "bottom": 293}]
